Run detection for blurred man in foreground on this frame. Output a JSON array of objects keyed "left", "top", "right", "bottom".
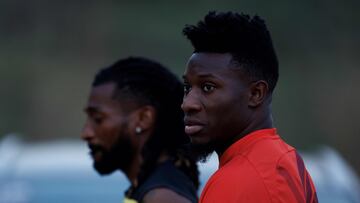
[
  {"left": 81, "top": 57, "right": 198, "bottom": 203},
  {"left": 182, "top": 11, "right": 318, "bottom": 202}
]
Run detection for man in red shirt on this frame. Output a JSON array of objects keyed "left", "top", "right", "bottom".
[{"left": 181, "top": 11, "right": 318, "bottom": 202}]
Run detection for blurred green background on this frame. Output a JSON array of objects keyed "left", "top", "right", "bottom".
[{"left": 0, "top": 0, "right": 359, "bottom": 174}]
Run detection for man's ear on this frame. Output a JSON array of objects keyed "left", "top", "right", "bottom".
[
  {"left": 129, "top": 105, "right": 156, "bottom": 137},
  {"left": 248, "top": 80, "right": 269, "bottom": 107}
]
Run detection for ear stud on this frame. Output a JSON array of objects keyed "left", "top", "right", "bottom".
[{"left": 135, "top": 127, "right": 142, "bottom": 134}]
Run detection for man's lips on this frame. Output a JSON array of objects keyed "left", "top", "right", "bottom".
[
  {"left": 184, "top": 119, "right": 205, "bottom": 135},
  {"left": 88, "top": 144, "right": 103, "bottom": 158},
  {"left": 185, "top": 125, "right": 204, "bottom": 135}
]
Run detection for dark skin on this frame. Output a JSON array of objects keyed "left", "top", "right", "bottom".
[
  {"left": 82, "top": 82, "right": 191, "bottom": 203},
  {"left": 81, "top": 83, "right": 144, "bottom": 180},
  {"left": 182, "top": 53, "right": 273, "bottom": 157}
]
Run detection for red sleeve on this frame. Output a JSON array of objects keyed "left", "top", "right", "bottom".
[
  {"left": 200, "top": 159, "right": 271, "bottom": 203},
  {"left": 275, "top": 151, "right": 318, "bottom": 203}
]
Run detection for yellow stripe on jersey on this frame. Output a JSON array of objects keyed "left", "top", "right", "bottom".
[{"left": 124, "top": 197, "right": 138, "bottom": 203}]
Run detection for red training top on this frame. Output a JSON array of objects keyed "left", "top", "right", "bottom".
[{"left": 199, "top": 128, "right": 318, "bottom": 203}]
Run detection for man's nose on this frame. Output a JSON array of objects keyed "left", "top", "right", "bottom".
[
  {"left": 181, "top": 90, "right": 202, "bottom": 114},
  {"left": 81, "top": 121, "right": 95, "bottom": 141}
]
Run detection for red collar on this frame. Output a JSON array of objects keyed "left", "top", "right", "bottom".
[{"left": 219, "top": 128, "right": 278, "bottom": 167}]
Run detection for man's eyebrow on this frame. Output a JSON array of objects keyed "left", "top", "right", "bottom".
[
  {"left": 197, "top": 73, "right": 218, "bottom": 78},
  {"left": 84, "top": 106, "right": 99, "bottom": 113},
  {"left": 183, "top": 73, "right": 220, "bottom": 80}
]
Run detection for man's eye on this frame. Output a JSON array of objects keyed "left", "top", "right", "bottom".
[
  {"left": 184, "top": 84, "right": 191, "bottom": 94},
  {"left": 92, "top": 115, "right": 104, "bottom": 124},
  {"left": 202, "top": 84, "right": 215, "bottom": 93}
]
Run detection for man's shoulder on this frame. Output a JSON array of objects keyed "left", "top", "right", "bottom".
[
  {"left": 143, "top": 188, "right": 192, "bottom": 203},
  {"left": 132, "top": 161, "right": 197, "bottom": 203},
  {"left": 206, "top": 156, "right": 266, "bottom": 189},
  {"left": 200, "top": 161, "right": 271, "bottom": 203},
  {"left": 240, "top": 133, "right": 296, "bottom": 173},
  {"left": 247, "top": 132, "right": 295, "bottom": 158}
]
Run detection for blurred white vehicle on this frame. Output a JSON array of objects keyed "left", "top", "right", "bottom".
[{"left": 0, "top": 135, "right": 359, "bottom": 203}]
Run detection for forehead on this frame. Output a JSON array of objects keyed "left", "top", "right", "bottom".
[
  {"left": 184, "top": 53, "right": 237, "bottom": 79},
  {"left": 85, "top": 82, "right": 121, "bottom": 113}
]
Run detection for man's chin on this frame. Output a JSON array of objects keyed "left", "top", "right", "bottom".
[
  {"left": 189, "top": 142, "right": 214, "bottom": 163},
  {"left": 93, "top": 162, "right": 117, "bottom": 175}
]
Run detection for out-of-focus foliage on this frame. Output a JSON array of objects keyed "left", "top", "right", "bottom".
[{"left": 0, "top": 0, "right": 359, "bottom": 173}]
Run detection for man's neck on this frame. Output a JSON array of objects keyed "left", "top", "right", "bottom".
[
  {"left": 124, "top": 151, "right": 170, "bottom": 187},
  {"left": 123, "top": 154, "right": 141, "bottom": 187},
  {"left": 216, "top": 110, "right": 273, "bottom": 157}
]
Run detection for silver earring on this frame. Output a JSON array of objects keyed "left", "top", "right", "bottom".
[{"left": 135, "top": 127, "right": 142, "bottom": 134}]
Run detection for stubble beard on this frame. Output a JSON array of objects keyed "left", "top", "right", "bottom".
[
  {"left": 93, "top": 129, "right": 136, "bottom": 175},
  {"left": 189, "top": 139, "right": 216, "bottom": 163}
]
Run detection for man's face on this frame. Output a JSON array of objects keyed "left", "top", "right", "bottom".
[
  {"left": 81, "top": 82, "right": 136, "bottom": 175},
  {"left": 182, "top": 53, "right": 252, "bottom": 160}
]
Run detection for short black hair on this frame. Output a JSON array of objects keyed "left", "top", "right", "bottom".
[
  {"left": 183, "top": 11, "right": 279, "bottom": 92},
  {"left": 93, "top": 57, "right": 199, "bottom": 190}
]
